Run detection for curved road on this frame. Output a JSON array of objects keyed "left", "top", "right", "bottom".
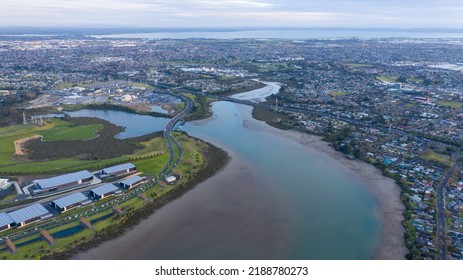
[{"left": 158, "top": 92, "right": 193, "bottom": 179}]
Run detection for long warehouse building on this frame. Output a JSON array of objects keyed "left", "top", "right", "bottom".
[
  {"left": 89, "top": 184, "right": 122, "bottom": 200},
  {"left": 100, "top": 163, "right": 136, "bottom": 176},
  {"left": 7, "top": 204, "right": 52, "bottom": 228},
  {"left": 50, "top": 192, "right": 92, "bottom": 213},
  {"left": 0, "top": 213, "right": 14, "bottom": 232},
  {"left": 32, "top": 170, "right": 94, "bottom": 195},
  {"left": 119, "top": 176, "right": 145, "bottom": 189}
]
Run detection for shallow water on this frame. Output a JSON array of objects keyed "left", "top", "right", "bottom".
[{"left": 74, "top": 101, "right": 380, "bottom": 260}]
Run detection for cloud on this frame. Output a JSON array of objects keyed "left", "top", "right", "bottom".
[
  {"left": 0, "top": 0, "right": 462, "bottom": 28},
  {"left": 3, "top": 0, "right": 167, "bottom": 12},
  {"left": 217, "top": 0, "right": 275, "bottom": 8}
]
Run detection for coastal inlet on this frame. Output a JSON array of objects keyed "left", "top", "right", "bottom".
[{"left": 74, "top": 101, "right": 383, "bottom": 260}]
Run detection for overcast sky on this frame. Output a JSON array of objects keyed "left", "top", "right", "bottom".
[{"left": 0, "top": 0, "right": 462, "bottom": 28}]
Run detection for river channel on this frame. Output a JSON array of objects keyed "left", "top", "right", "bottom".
[{"left": 73, "top": 98, "right": 381, "bottom": 259}]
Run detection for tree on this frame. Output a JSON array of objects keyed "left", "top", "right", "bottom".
[
  {"left": 62, "top": 114, "right": 71, "bottom": 121},
  {"left": 340, "top": 143, "right": 352, "bottom": 155},
  {"left": 396, "top": 76, "right": 407, "bottom": 83}
]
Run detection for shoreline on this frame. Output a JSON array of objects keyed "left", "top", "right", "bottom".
[
  {"left": 44, "top": 138, "right": 230, "bottom": 260},
  {"left": 182, "top": 102, "right": 407, "bottom": 260},
  {"left": 72, "top": 142, "right": 290, "bottom": 260},
  {"left": 259, "top": 127, "right": 407, "bottom": 259},
  {"left": 248, "top": 102, "right": 407, "bottom": 259},
  {"left": 73, "top": 101, "right": 407, "bottom": 260}
]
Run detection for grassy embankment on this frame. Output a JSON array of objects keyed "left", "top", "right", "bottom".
[{"left": 182, "top": 93, "right": 213, "bottom": 121}]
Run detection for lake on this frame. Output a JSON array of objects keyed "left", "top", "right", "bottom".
[{"left": 42, "top": 109, "right": 169, "bottom": 139}]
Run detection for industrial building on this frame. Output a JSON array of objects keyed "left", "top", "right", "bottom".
[
  {"left": 89, "top": 184, "right": 122, "bottom": 200},
  {"left": 50, "top": 192, "right": 92, "bottom": 213},
  {"left": 100, "top": 163, "right": 136, "bottom": 177},
  {"left": 32, "top": 170, "right": 94, "bottom": 195},
  {"left": 119, "top": 176, "right": 145, "bottom": 189},
  {"left": 7, "top": 204, "right": 52, "bottom": 227},
  {"left": 0, "top": 213, "right": 14, "bottom": 232}
]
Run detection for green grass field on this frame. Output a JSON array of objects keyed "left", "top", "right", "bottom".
[
  {"left": 218, "top": 75, "right": 236, "bottom": 81},
  {"left": 407, "top": 77, "right": 424, "bottom": 84},
  {"left": 0, "top": 121, "right": 63, "bottom": 166},
  {"left": 377, "top": 76, "right": 398, "bottom": 83},
  {"left": 0, "top": 117, "right": 167, "bottom": 174},
  {"left": 54, "top": 82, "right": 89, "bottom": 90},
  {"left": 130, "top": 82, "right": 155, "bottom": 90},
  {"left": 40, "top": 122, "right": 102, "bottom": 142},
  {"left": 439, "top": 101, "right": 463, "bottom": 109},
  {"left": 420, "top": 151, "right": 453, "bottom": 167},
  {"left": 134, "top": 153, "right": 170, "bottom": 175},
  {"left": 345, "top": 63, "right": 373, "bottom": 68}
]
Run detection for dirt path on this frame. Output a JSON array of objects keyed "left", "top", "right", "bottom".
[{"left": 14, "top": 135, "right": 42, "bottom": 156}]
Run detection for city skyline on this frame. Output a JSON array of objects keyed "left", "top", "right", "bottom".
[{"left": 1, "top": 0, "right": 462, "bottom": 29}]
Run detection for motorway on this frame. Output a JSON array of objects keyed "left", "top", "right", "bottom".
[{"left": 157, "top": 92, "right": 193, "bottom": 179}]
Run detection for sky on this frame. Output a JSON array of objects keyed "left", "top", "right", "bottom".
[{"left": 0, "top": 0, "right": 462, "bottom": 29}]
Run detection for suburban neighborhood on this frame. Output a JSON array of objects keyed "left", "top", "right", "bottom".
[{"left": 1, "top": 34, "right": 463, "bottom": 259}]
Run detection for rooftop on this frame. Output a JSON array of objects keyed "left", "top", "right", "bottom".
[
  {"left": 8, "top": 204, "right": 50, "bottom": 224},
  {"left": 34, "top": 170, "right": 93, "bottom": 190},
  {"left": 120, "top": 175, "right": 144, "bottom": 186},
  {"left": 101, "top": 163, "right": 136, "bottom": 174},
  {"left": 0, "top": 213, "right": 14, "bottom": 228},
  {"left": 51, "top": 192, "right": 90, "bottom": 209},
  {"left": 91, "top": 184, "right": 120, "bottom": 197}
]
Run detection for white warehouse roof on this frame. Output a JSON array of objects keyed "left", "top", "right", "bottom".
[
  {"left": 8, "top": 204, "right": 50, "bottom": 224},
  {"left": 120, "top": 176, "right": 144, "bottom": 186},
  {"left": 101, "top": 163, "right": 135, "bottom": 174},
  {"left": 34, "top": 170, "right": 93, "bottom": 190},
  {"left": 52, "top": 192, "right": 90, "bottom": 210},
  {"left": 0, "top": 212, "right": 14, "bottom": 228},
  {"left": 91, "top": 184, "right": 120, "bottom": 197}
]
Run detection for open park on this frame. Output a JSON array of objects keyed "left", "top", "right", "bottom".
[{"left": 0, "top": 116, "right": 166, "bottom": 175}]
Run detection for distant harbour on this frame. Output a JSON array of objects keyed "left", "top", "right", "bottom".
[{"left": 91, "top": 29, "right": 463, "bottom": 40}]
